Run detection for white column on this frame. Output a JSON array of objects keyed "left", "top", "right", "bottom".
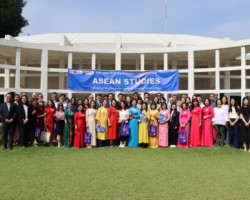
[
  {"left": 59, "top": 58, "right": 65, "bottom": 89},
  {"left": 136, "top": 58, "right": 139, "bottom": 70},
  {"left": 241, "top": 46, "right": 246, "bottom": 98},
  {"left": 41, "top": 49, "right": 48, "bottom": 101},
  {"left": 163, "top": 53, "right": 168, "bottom": 99},
  {"left": 163, "top": 53, "right": 168, "bottom": 70},
  {"left": 115, "top": 52, "right": 121, "bottom": 70},
  {"left": 115, "top": 52, "right": 121, "bottom": 97},
  {"left": 215, "top": 50, "right": 220, "bottom": 95},
  {"left": 140, "top": 54, "right": 145, "bottom": 71},
  {"left": 91, "top": 53, "right": 96, "bottom": 98},
  {"left": 4, "top": 58, "right": 10, "bottom": 88},
  {"left": 15, "top": 48, "right": 21, "bottom": 92},
  {"left": 224, "top": 60, "right": 230, "bottom": 91},
  {"left": 68, "top": 52, "right": 73, "bottom": 98},
  {"left": 188, "top": 50, "right": 194, "bottom": 97},
  {"left": 91, "top": 53, "right": 96, "bottom": 70},
  {"left": 154, "top": 59, "right": 157, "bottom": 70}
]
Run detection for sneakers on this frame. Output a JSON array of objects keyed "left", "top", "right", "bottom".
[{"left": 170, "top": 145, "right": 176, "bottom": 148}]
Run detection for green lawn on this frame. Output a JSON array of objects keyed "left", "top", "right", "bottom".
[{"left": 0, "top": 145, "right": 250, "bottom": 200}]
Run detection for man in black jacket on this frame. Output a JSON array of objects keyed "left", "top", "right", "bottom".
[{"left": 0, "top": 93, "right": 17, "bottom": 150}]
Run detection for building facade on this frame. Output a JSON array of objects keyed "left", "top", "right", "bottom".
[{"left": 0, "top": 33, "right": 249, "bottom": 102}]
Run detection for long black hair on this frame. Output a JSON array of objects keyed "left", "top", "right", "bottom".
[{"left": 229, "top": 98, "right": 240, "bottom": 114}]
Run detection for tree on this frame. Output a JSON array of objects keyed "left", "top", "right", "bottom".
[{"left": 0, "top": 0, "right": 29, "bottom": 38}]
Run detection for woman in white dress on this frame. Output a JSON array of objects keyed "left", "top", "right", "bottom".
[
  {"left": 86, "top": 100, "right": 97, "bottom": 148},
  {"left": 118, "top": 101, "right": 130, "bottom": 148}
]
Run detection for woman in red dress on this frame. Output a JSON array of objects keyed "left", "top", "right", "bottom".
[
  {"left": 201, "top": 98, "right": 215, "bottom": 147},
  {"left": 74, "top": 105, "right": 86, "bottom": 148},
  {"left": 108, "top": 99, "right": 119, "bottom": 147},
  {"left": 189, "top": 99, "right": 202, "bottom": 147},
  {"left": 45, "top": 100, "right": 56, "bottom": 145}
]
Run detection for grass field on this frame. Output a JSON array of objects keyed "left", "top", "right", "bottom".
[{"left": 0, "top": 145, "right": 250, "bottom": 200}]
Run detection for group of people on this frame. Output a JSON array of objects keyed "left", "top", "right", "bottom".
[{"left": 0, "top": 91, "right": 250, "bottom": 152}]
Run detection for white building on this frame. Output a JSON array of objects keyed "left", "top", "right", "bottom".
[{"left": 0, "top": 33, "right": 249, "bottom": 102}]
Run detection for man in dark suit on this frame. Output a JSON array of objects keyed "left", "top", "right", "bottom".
[
  {"left": 0, "top": 93, "right": 17, "bottom": 150},
  {"left": 116, "top": 93, "right": 123, "bottom": 110},
  {"left": 95, "top": 94, "right": 103, "bottom": 109}
]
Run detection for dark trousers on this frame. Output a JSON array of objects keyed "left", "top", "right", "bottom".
[
  {"left": 97, "top": 139, "right": 108, "bottom": 147},
  {"left": 169, "top": 125, "right": 178, "bottom": 145},
  {"left": 228, "top": 119, "right": 239, "bottom": 148},
  {"left": 215, "top": 124, "right": 225, "bottom": 146},
  {"left": 2, "top": 123, "right": 14, "bottom": 148}
]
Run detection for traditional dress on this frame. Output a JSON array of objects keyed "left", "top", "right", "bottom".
[
  {"left": 95, "top": 106, "right": 108, "bottom": 146},
  {"left": 63, "top": 109, "right": 74, "bottom": 148},
  {"left": 189, "top": 106, "right": 202, "bottom": 147},
  {"left": 147, "top": 109, "right": 159, "bottom": 148},
  {"left": 158, "top": 109, "right": 170, "bottom": 147},
  {"left": 178, "top": 109, "right": 191, "bottom": 148},
  {"left": 86, "top": 108, "right": 97, "bottom": 146},
  {"left": 201, "top": 105, "right": 215, "bottom": 147},
  {"left": 128, "top": 106, "right": 140, "bottom": 147},
  {"left": 108, "top": 106, "right": 119, "bottom": 140},
  {"left": 74, "top": 112, "right": 86, "bottom": 148},
  {"left": 139, "top": 110, "right": 149, "bottom": 144},
  {"left": 36, "top": 106, "right": 45, "bottom": 132},
  {"left": 45, "top": 106, "right": 56, "bottom": 142}
]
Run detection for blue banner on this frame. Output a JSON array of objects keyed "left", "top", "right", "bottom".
[{"left": 68, "top": 69, "right": 179, "bottom": 92}]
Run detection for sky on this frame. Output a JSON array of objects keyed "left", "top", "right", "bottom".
[{"left": 21, "top": 0, "right": 250, "bottom": 40}]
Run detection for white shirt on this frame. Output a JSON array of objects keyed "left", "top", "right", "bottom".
[
  {"left": 23, "top": 105, "right": 28, "bottom": 119},
  {"left": 222, "top": 104, "right": 229, "bottom": 112},
  {"left": 228, "top": 107, "right": 238, "bottom": 119},
  {"left": 7, "top": 103, "right": 10, "bottom": 111},
  {"left": 213, "top": 107, "right": 228, "bottom": 125},
  {"left": 119, "top": 109, "right": 129, "bottom": 122}
]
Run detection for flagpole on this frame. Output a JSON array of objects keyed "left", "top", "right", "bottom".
[{"left": 164, "top": 0, "right": 167, "bottom": 33}]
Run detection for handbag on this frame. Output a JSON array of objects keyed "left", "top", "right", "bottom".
[
  {"left": 40, "top": 130, "right": 51, "bottom": 143},
  {"left": 149, "top": 125, "right": 157, "bottom": 137},
  {"left": 120, "top": 122, "right": 129, "bottom": 137},
  {"left": 96, "top": 125, "right": 105, "bottom": 133},
  {"left": 178, "top": 129, "right": 187, "bottom": 145},
  {"left": 84, "top": 130, "right": 92, "bottom": 144},
  {"left": 34, "top": 123, "right": 41, "bottom": 138}
]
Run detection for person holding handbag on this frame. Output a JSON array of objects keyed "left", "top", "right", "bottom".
[
  {"left": 118, "top": 101, "right": 130, "bottom": 148},
  {"left": 169, "top": 103, "right": 179, "bottom": 147},
  {"left": 95, "top": 99, "right": 109, "bottom": 147},
  {"left": 55, "top": 103, "right": 65, "bottom": 148},
  {"left": 158, "top": 102, "right": 170, "bottom": 148},
  {"left": 147, "top": 102, "right": 159, "bottom": 148},
  {"left": 177, "top": 103, "right": 190, "bottom": 148},
  {"left": 86, "top": 101, "right": 97, "bottom": 148}
]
